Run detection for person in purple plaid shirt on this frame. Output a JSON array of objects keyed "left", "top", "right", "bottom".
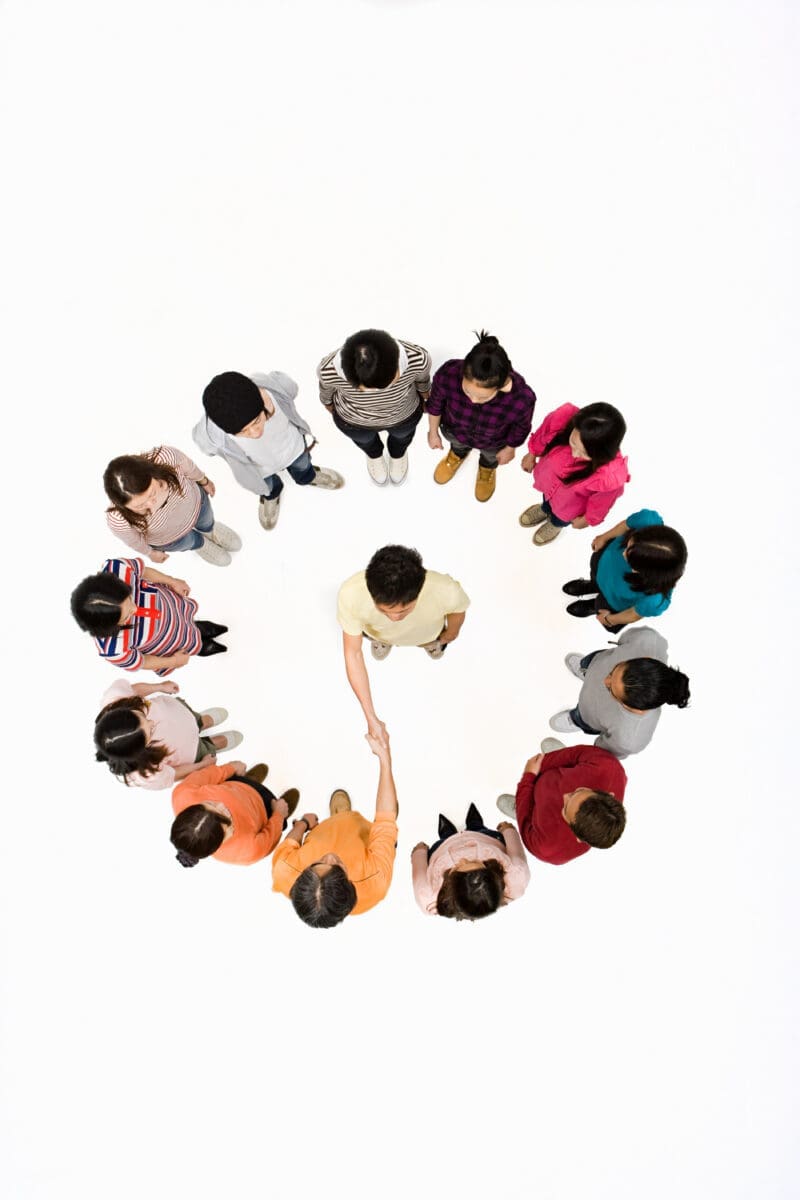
[{"left": 426, "top": 332, "right": 536, "bottom": 503}]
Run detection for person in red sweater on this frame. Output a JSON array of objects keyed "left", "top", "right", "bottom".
[{"left": 497, "top": 744, "right": 626, "bottom": 865}]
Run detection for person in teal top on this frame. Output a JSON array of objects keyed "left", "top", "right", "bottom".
[{"left": 561, "top": 509, "right": 687, "bottom": 632}]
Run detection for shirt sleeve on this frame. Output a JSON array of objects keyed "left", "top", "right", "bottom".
[
  {"left": 411, "top": 847, "right": 437, "bottom": 915},
  {"left": 626, "top": 508, "right": 663, "bottom": 530},
  {"left": 499, "top": 826, "right": 531, "bottom": 899},
  {"left": 271, "top": 837, "right": 302, "bottom": 894},
  {"left": 583, "top": 484, "right": 626, "bottom": 526},
  {"left": 234, "top": 810, "right": 284, "bottom": 865},
  {"left": 336, "top": 578, "right": 368, "bottom": 636},
  {"left": 366, "top": 814, "right": 398, "bottom": 894},
  {"left": 105, "top": 513, "right": 152, "bottom": 555},
  {"left": 317, "top": 354, "right": 338, "bottom": 406},
  {"left": 426, "top": 363, "right": 448, "bottom": 417},
  {"left": 441, "top": 575, "right": 470, "bottom": 614},
  {"left": 505, "top": 383, "right": 537, "bottom": 447},
  {"left": 527, "top": 404, "right": 575, "bottom": 456},
  {"left": 163, "top": 445, "right": 205, "bottom": 483},
  {"left": 171, "top": 761, "right": 236, "bottom": 807},
  {"left": 412, "top": 345, "right": 432, "bottom": 393}
]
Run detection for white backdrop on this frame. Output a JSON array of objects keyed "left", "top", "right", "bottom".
[{"left": 1, "top": 1, "right": 798, "bottom": 1197}]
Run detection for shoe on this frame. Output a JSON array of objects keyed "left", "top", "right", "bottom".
[
  {"left": 423, "top": 641, "right": 447, "bottom": 660},
  {"left": 207, "top": 523, "right": 242, "bottom": 552},
  {"left": 258, "top": 494, "right": 281, "bottom": 531},
  {"left": 434, "top": 449, "right": 467, "bottom": 485},
  {"left": 549, "top": 710, "right": 579, "bottom": 733},
  {"left": 196, "top": 621, "right": 229, "bottom": 638},
  {"left": 519, "top": 503, "right": 546, "bottom": 527},
  {"left": 200, "top": 707, "right": 228, "bottom": 728},
  {"left": 330, "top": 788, "right": 352, "bottom": 815},
  {"left": 310, "top": 466, "right": 345, "bottom": 489},
  {"left": 370, "top": 640, "right": 392, "bottom": 661},
  {"left": 281, "top": 788, "right": 300, "bottom": 818},
  {"left": 562, "top": 578, "right": 594, "bottom": 597},
  {"left": 388, "top": 453, "right": 409, "bottom": 485},
  {"left": 366, "top": 455, "right": 389, "bottom": 485},
  {"left": 566, "top": 600, "right": 597, "bottom": 617},
  {"left": 197, "top": 640, "right": 227, "bottom": 657},
  {"left": 565, "top": 653, "right": 587, "bottom": 679},
  {"left": 540, "top": 737, "right": 565, "bottom": 754},
  {"left": 213, "top": 730, "right": 243, "bottom": 751},
  {"left": 534, "top": 521, "right": 563, "bottom": 546},
  {"left": 194, "top": 537, "right": 232, "bottom": 566},
  {"left": 496, "top": 794, "right": 517, "bottom": 819},
  {"left": 475, "top": 465, "right": 496, "bottom": 503},
  {"left": 245, "top": 763, "right": 269, "bottom": 784}
]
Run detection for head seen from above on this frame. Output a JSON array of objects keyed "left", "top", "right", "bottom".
[
  {"left": 461, "top": 330, "right": 512, "bottom": 403},
  {"left": 71, "top": 572, "right": 135, "bottom": 638},
  {"left": 436, "top": 859, "right": 506, "bottom": 921},
  {"left": 562, "top": 788, "right": 626, "bottom": 848},
  {"left": 543, "top": 402, "right": 627, "bottom": 485},
  {"left": 623, "top": 525, "right": 688, "bottom": 596},
  {"left": 202, "top": 371, "right": 267, "bottom": 436},
  {"left": 289, "top": 859, "right": 358, "bottom": 928},
  {"left": 340, "top": 329, "right": 400, "bottom": 390},
  {"left": 170, "top": 804, "right": 232, "bottom": 868},
  {"left": 104, "top": 449, "right": 182, "bottom": 534},
  {"left": 604, "top": 658, "right": 691, "bottom": 712},
  {"left": 366, "top": 544, "right": 426, "bottom": 620},
  {"left": 94, "top": 696, "right": 166, "bottom": 781}
]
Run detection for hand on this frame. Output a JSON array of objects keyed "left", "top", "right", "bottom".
[
  {"left": 521, "top": 452, "right": 535, "bottom": 473},
  {"left": 227, "top": 759, "right": 247, "bottom": 774},
  {"left": 273, "top": 796, "right": 289, "bottom": 820},
  {"left": 591, "top": 532, "right": 610, "bottom": 552},
  {"left": 497, "top": 821, "right": 515, "bottom": 833},
  {"left": 168, "top": 577, "right": 191, "bottom": 597},
  {"left": 596, "top": 609, "right": 611, "bottom": 627},
  {"left": 571, "top": 516, "right": 589, "bottom": 529},
  {"left": 367, "top": 717, "right": 389, "bottom": 748},
  {"left": 297, "top": 812, "right": 318, "bottom": 831},
  {"left": 411, "top": 841, "right": 428, "bottom": 857},
  {"left": 150, "top": 550, "right": 169, "bottom": 563},
  {"left": 524, "top": 753, "right": 544, "bottom": 776},
  {"left": 428, "top": 429, "right": 443, "bottom": 451},
  {"left": 171, "top": 652, "right": 191, "bottom": 669},
  {"left": 158, "top": 681, "right": 180, "bottom": 694},
  {"left": 366, "top": 730, "right": 391, "bottom": 760},
  {"left": 202, "top": 479, "right": 216, "bottom": 497},
  {"left": 197, "top": 753, "right": 217, "bottom": 768},
  {"left": 495, "top": 446, "right": 515, "bottom": 465}
]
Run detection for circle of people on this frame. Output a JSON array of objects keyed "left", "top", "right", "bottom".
[{"left": 71, "top": 330, "right": 690, "bottom": 927}]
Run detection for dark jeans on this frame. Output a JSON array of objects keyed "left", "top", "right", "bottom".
[
  {"left": 229, "top": 774, "right": 287, "bottom": 830},
  {"left": 427, "top": 802, "right": 504, "bottom": 861},
  {"left": 542, "top": 497, "right": 570, "bottom": 528},
  {"left": 154, "top": 487, "right": 215, "bottom": 551},
  {"left": 566, "top": 546, "right": 626, "bottom": 634},
  {"left": 261, "top": 448, "right": 316, "bottom": 500},
  {"left": 440, "top": 422, "right": 501, "bottom": 469},
  {"left": 333, "top": 401, "right": 423, "bottom": 459}
]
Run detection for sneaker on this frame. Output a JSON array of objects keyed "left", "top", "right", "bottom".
[
  {"left": 200, "top": 707, "right": 229, "bottom": 728},
  {"left": 330, "top": 788, "right": 352, "bottom": 815},
  {"left": 565, "top": 653, "right": 587, "bottom": 679},
  {"left": 540, "top": 737, "right": 565, "bottom": 754},
  {"left": 245, "top": 763, "right": 269, "bottom": 784},
  {"left": 496, "top": 793, "right": 517, "bottom": 819},
  {"left": 258, "top": 494, "right": 281, "bottom": 531},
  {"left": 549, "top": 710, "right": 580, "bottom": 733},
  {"left": 208, "top": 523, "right": 242, "bottom": 552},
  {"left": 519, "top": 503, "right": 547, "bottom": 527},
  {"left": 566, "top": 600, "right": 597, "bottom": 617},
  {"left": 366, "top": 455, "right": 389, "bottom": 485},
  {"left": 474, "top": 465, "right": 497, "bottom": 503},
  {"left": 213, "top": 730, "right": 243, "bottom": 751},
  {"left": 195, "top": 537, "right": 232, "bottom": 566},
  {"left": 562, "top": 578, "right": 594, "bottom": 597},
  {"left": 310, "top": 466, "right": 345, "bottom": 490},
  {"left": 281, "top": 788, "right": 300, "bottom": 818},
  {"left": 534, "top": 520, "right": 564, "bottom": 546},
  {"left": 434, "top": 449, "right": 467, "bottom": 485},
  {"left": 423, "top": 641, "right": 447, "bottom": 660},
  {"left": 370, "top": 640, "right": 392, "bottom": 661},
  {"left": 388, "top": 453, "right": 409, "bottom": 485}
]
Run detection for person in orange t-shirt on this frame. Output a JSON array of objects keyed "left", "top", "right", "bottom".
[
  {"left": 170, "top": 759, "right": 299, "bottom": 868},
  {"left": 271, "top": 733, "right": 398, "bottom": 927}
]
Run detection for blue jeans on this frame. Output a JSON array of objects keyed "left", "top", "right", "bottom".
[
  {"left": 542, "top": 497, "right": 570, "bottom": 528},
  {"left": 261, "top": 449, "right": 316, "bottom": 500},
  {"left": 333, "top": 402, "right": 423, "bottom": 459},
  {"left": 570, "top": 651, "right": 602, "bottom": 732},
  {"left": 154, "top": 487, "right": 214, "bottom": 552}
]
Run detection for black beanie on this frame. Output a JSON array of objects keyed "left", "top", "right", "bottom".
[{"left": 202, "top": 372, "right": 264, "bottom": 434}]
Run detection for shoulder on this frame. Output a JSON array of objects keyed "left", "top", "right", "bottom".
[
  {"left": 433, "top": 358, "right": 463, "bottom": 378},
  {"left": 337, "top": 572, "right": 369, "bottom": 613},
  {"left": 255, "top": 370, "right": 298, "bottom": 401},
  {"left": 589, "top": 453, "right": 630, "bottom": 489},
  {"left": 317, "top": 350, "right": 341, "bottom": 378},
  {"left": 627, "top": 508, "right": 663, "bottom": 529},
  {"left": 400, "top": 340, "right": 431, "bottom": 367}
]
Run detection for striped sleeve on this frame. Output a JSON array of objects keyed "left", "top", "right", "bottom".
[
  {"left": 95, "top": 558, "right": 144, "bottom": 669},
  {"left": 317, "top": 352, "right": 339, "bottom": 406},
  {"left": 159, "top": 444, "right": 205, "bottom": 483}
]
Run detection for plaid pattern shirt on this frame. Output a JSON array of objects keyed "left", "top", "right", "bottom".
[{"left": 426, "top": 359, "right": 536, "bottom": 450}]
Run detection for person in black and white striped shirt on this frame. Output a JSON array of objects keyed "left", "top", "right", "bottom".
[{"left": 317, "top": 329, "right": 431, "bottom": 486}]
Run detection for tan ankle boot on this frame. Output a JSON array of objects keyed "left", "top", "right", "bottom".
[
  {"left": 434, "top": 449, "right": 467, "bottom": 484},
  {"left": 475, "top": 465, "right": 497, "bottom": 502}
]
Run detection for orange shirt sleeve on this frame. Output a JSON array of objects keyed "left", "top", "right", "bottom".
[
  {"left": 271, "top": 837, "right": 302, "bottom": 895},
  {"left": 366, "top": 813, "right": 398, "bottom": 896}
]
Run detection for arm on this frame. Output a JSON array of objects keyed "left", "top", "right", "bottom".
[
  {"left": 106, "top": 514, "right": 153, "bottom": 557},
  {"left": 592, "top": 519, "right": 630, "bottom": 551},
  {"left": 427, "top": 412, "right": 443, "bottom": 450},
  {"left": 438, "top": 610, "right": 466, "bottom": 645},
  {"left": 411, "top": 843, "right": 436, "bottom": 914},
  {"left": 141, "top": 567, "right": 191, "bottom": 597},
  {"left": 342, "top": 632, "right": 387, "bottom": 744},
  {"left": 139, "top": 651, "right": 191, "bottom": 671},
  {"left": 597, "top": 606, "right": 641, "bottom": 629},
  {"left": 498, "top": 824, "right": 532, "bottom": 896},
  {"left": 172, "top": 753, "right": 216, "bottom": 781},
  {"left": 317, "top": 357, "right": 338, "bottom": 409},
  {"left": 584, "top": 485, "right": 625, "bottom": 527},
  {"left": 130, "top": 680, "right": 179, "bottom": 698},
  {"left": 414, "top": 346, "right": 432, "bottom": 399},
  {"left": 366, "top": 734, "right": 398, "bottom": 818}
]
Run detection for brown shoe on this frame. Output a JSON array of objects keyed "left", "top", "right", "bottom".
[
  {"left": 475, "top": 465, "right": 496, "bottom": 502},
  {"left": 329, "top": 788, "right": 352, "bottom": 815},
  {"left": 434, "top": 449, "right": 467, "bottom": 485},
  {"left": 519, "top": 503, "right": 546, "bottom": 527},
  {"left": 534, "top": 520, "right": 564, "bottom": 545},
  {"left": 245, "top": 763, "right": 269, "bottom": 784},
  {"left": 281, "top": 788, "right": 300, "bottom": 818}
]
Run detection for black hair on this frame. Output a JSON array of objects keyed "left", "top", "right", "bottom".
[
  {"left": 571, "top": 792, "right": 626, "bottom": 848},
  {"left": 71, "top": 572, "right": 133, "bottom": 637},
  {"left": 462, "top": 330, "right": 512, "bottom": 390},
  {"left": 289, "top": 865, "right": 357, "bottom": 928},
  {"left": 436, "top": 860, "right": 506, "bottom": 921},
  {"left": 365, "top": 545, "right": 426, "bottom": 607},
  {"left": 170, "top": 805, "right": 231, "bottom": 868},
  {"left": 340, "top": 329, "right": 400, "bottom": 389},
  {"left": 542, "top": 402, "right": 627, "bottom": 485},
  {"left": 103, "top": 450, "right": 183, "bottom": 536},
  {"left": 618, "top": 659, "right": 691, "bottom": 710},
  {"left": 622, "top": 525, "right": 687, "bottom": 597},
  {"left": 94, "top": 696, "right": 168, "bottom": 782}
]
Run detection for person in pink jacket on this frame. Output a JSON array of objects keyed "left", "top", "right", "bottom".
[
  {"left": 410, "top": 803, "right": 531, "bottom": 920},
  {"left": 519, "top": 402, "right": 630, "bottom": 546}
]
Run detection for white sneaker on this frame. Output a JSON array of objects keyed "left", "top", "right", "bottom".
[
  {"left": 195, "top": 537, "right": 232, "bottom": 566},
  {"left": 213, "top": 730, "right": 243, "bottom": 751},
  {"left": 565, "top": 653, "right": 586, "bottom": 680},
  {"left": 549, "top": 710, "right": 580, "bottom": 733},
  {"left": 258, "top": 494, "right": 281, "bottom": 530},
  {"left": 388, "top": 452, "right": 408, "bottom": 485},
  {"left": 208, "top": 523, "right": 242, "bottom": 552},
  {"left": 200, "top": 707, "right": 229, "bottom": 728},
  {"left": 496, "top": 794, "right": 517, "bottom": 819},
  {"left": 540, "top": 737, "right": 565, "bottom": 754},
  {"left": 366, "top": 455, "right": 389, "bottom": 485},
  {"left": 310, "top": 467, "right": 345, "bottom": 490}
]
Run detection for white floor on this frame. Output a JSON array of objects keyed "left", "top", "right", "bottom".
[{"left": 1, "top": 2, "right": 797, "bottom": 1197}]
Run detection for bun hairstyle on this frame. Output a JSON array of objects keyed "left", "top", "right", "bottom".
[
  {"left": 619, "top": 659, "right": 691, "bottom": 711},
  {"left": 462, "top": 330, "right": 512, "bottom": 390},
  {"left": 542, "top": 402, "right": 627, "bottom": 486},
  {"left": 170, "top": 805, "right": 231, "bottom": 868},
  {"left": 623, "top": 525, "right": 687, "bottom": 597},
  {"left": 104, "top": 449, "right": 182, "bottom": 535},
  {"left": 435, "top": 860, "right": 506, "bottom": 921},
  {"left": 94, "top": 696, "right": 169, "bottom": 782},
  {"left": 340, "top": 329, "right": 400, "bottom": 389},
  {"left": 70, "top": 572, "right": 133, "bottom": 637}
]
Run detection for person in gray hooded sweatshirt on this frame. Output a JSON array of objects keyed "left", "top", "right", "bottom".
[{"left": 194, "top": 371, "right": 344, "bottom": 531}]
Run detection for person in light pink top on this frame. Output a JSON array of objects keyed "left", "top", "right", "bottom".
[
  {"left": 411, "top": 803, "right": 530, "bottom": 920},
  {"left": 94, "top": 679, "right": 241, "bottom": 790}
]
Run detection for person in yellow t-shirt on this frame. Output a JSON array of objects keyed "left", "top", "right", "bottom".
[
  {"left": 337, "top": 544, "right": 470, "bottom": 745},
  {"left": 271, "top": 732, "right": 398, "bottom": 928}
]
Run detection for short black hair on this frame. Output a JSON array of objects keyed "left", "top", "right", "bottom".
[
  {"left": 619, "top": 659, "right": 691, "bottom": 710},
  {"left": 289, "top": 864, "right": 357, "bottom": 928},
  {"left": 365, "top": 545, "right": 426, "bottom": 606},
  {"left": 340, "top": 329, "right": 399, "bottom": 389},
  {"left": 70, "top": 572, "right": 132, "bottom": 637},
  {"left": 462, "top": 330, "right": 511, "bottom": 390},
  {"left": 571, "top": 792, "right": 626, "bottom": 848}
]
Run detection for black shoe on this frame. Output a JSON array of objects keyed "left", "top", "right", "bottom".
[
  {"left": 198, "top": 639, "right": 228, "bottom": 657},
  {"left": 197, "top": 620, "right": 229, "bottom": 638},
  {"left": 566, "top": 600, "right": 597, "bottom": 617},
  {"left": 562, "top": 579, "right": 595, "bottom": 597}
]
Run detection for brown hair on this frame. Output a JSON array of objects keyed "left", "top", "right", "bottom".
[
  {"left": 104, "top": 448, "right": 183, "bottom": 535},
  {"left": 572, "top": 792, "right": 626, "bottom": 848},
  {"left": 436, "top": 860, "right": 506, "bottom": 921}
]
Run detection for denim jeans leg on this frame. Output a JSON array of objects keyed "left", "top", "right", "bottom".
[
  {"left": 193, "top": 487, "right": 215, "bottom": 535},
  {"left": 580, "top": 651, "right": 602, "bottom": 671},
  {"left": 286, "top": 449, "right": 316, "bottom": 486},
  {"left": 542, "top": 498, "right": 570, "bottom": 528},
  {"left": 439, "top": 423, "right": 472, "bottom": 460},
  {"left": 385, "top": 403, "right": 423, "bottom": 458},
  {"left": 261, "top": 473, "right": 284, "bottom": 500},
  {"left": 153, "top": 527, "right": 205, "bottom": 552},
  {"left": 332, "top": 411, "right": 385, "bottom": 458},
  {"left": 569, "top": 706, "right": 601, "bottom": 735}
]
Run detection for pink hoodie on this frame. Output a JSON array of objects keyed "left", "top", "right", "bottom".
[{"left": 528, "top": 403, "right": 630, "bottom": 525}]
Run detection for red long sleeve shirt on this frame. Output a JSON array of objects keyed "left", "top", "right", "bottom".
[{"left": 515, "top": 745, "right": 627, "bottom": 865}]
